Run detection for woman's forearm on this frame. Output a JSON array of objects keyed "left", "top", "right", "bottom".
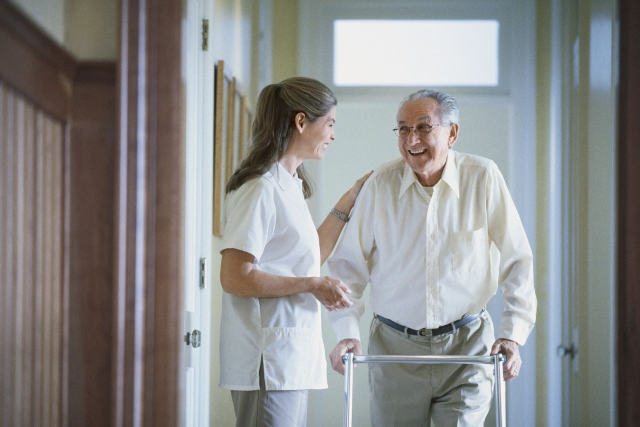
[
  {"left": 220, "top": 248, "right": 353, "bottom": 311},
  {"left": 221, "top": 248, "right": 315, "bottom": 297},
  {"left": 317, "top": 171, "right": 373, "bottom": 265},
  {"left": 318, "top": 190, "right": 354, "bottom": 264}
]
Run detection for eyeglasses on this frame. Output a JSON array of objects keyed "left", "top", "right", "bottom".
[{"left": 393, "top": 123, "right": 445, "bottom": 139}]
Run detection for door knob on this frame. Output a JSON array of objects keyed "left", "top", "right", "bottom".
[
  {"left": 185, "top": 329, "right": 202, "bottom": 348},
  {"left": 557, "top": 344, "right": 576, "bottom": 359}
]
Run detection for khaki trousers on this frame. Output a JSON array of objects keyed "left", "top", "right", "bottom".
[
  {"left": 231, "top": 362, "right": 309, "bottom": 427},
  {"left": 368, "top": 310, "right": 495, "bottom": 427}
]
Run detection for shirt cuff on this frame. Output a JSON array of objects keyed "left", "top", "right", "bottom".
[
  {"left": 332, "top": 316, "right": 362, "bottom": 343},
  {"left": 497, "top": 315, "right": 535, "bottom": 346}
]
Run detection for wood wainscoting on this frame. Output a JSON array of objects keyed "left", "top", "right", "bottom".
[
  {"left": 0, "top": 80, "right": 67, "bottom": 427},
  {"left": 1, "top": 0, "right": 187, "bottom": 425},
  {"left": 0, "top": 2, "right": 117, "bottom": 427}
]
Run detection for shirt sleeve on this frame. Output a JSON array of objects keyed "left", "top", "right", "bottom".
[
  {"left": 326, "top": 178, "right": 376, "bottom": 343},
  {"left": 222, "top": 179, "right": 276, "bottom": 262},
  {"left": 486, "top": 164, "right": 537, "bottom": 345}
]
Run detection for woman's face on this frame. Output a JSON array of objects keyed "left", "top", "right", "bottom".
[{"left": 296, "top": 105, "right": 336, "bottom": 161}]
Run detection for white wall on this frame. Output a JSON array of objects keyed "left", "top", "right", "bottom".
[
  {"left": 9, "top": 0, "right": 65, "bottom": 44},
  {"left": 209, "top": 0, "right": 256, "bottom": 425}
]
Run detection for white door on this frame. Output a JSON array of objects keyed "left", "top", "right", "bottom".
[{"left": 183, "top": 0, "right": 213, "bottom": 425}]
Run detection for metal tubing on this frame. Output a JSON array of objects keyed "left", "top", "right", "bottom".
[
  {"left": 353, "top": 355, "right": 496, "bottom": 365},
  {"left": 342, "top": 353, "right": 506, "bottom": 427},
  {"left": 494, "top": 354, "right": 506, "bottom": 427},
  {"left": 343, "top": 352, "right": 354, "bottom": 427}
]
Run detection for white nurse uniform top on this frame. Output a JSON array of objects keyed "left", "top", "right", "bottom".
[{"left": 218, "top": 162, "right": 328, "bottom": 391}]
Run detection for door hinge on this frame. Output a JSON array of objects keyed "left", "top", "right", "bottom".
[
  {"left": 200, "top": 257, "right": 207, "bottom": 289},
  {"left": 202, "top": 19, "right": 209, "bottom": 51}
]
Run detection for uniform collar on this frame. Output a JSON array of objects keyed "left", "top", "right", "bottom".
[
  {"left": 398, "top": 150, "right": 460, "bottom": 199},
  {"left": 269, "top": 162, "right": 304, "bottom": 193}
]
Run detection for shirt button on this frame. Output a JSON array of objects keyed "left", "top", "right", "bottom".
[{"left": 430, "top": 234, "right": 435, "bottom": 239}]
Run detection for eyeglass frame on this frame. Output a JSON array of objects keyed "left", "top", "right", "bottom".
[{"left": 393, "top": 122, "right": 449, "bottom": 139}]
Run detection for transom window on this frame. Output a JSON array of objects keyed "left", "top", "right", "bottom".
[{"left": 333, "top": 19, "right": 500, "bottom": 87}]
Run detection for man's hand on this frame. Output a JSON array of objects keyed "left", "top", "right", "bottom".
[
  {"left": 491, "top": 338, "right": 522, "bottom": 381},
  {"left": 330, "top": 339, "right": 362, "bottom": 375},
  {"left": 309, "top": 277, "right": 353, "bottom": 312}
]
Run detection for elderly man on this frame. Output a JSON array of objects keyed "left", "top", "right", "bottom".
[{"left": 327, "top": 89, "right": 536, "bottom": 426}]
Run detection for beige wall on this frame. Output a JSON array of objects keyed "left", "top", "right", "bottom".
[
  {"left": 64, "top": 0, "right": 118, "bottom": 60},
  {"left": 8, "top": 0, "right": 118, "bottom": 60},
  {"left": 271, "top": 0, "right": 298, "bottom": 82},
  {"left": 9, "top": 0, "right": 65, "bottom": 43}
]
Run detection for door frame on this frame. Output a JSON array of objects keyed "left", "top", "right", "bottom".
[
  {"left": 112, "top": 0, "right": 186, "bottom": 425},
  {"left": 617, "top": 0, "right": 640, "bottom": 425}
]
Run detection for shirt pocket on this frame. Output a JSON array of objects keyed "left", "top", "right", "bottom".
[{"left": 451, "top": 228, "right": 489, "bottom": 274}]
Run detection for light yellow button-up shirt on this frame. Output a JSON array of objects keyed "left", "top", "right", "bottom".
[{"left": 327, "top": 150, "right": 536, "bottom": 346}]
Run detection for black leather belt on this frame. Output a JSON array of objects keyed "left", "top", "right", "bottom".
[{"left": 375, "top": 309, "right": 485, "bottom": 337}]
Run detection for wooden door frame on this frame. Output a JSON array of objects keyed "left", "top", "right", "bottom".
[
  {"left": 113, "top": 0, "right": 186, "bottom": 426},
  {"left": 617, "top": 0, "right": 640, "bottom": 425}
]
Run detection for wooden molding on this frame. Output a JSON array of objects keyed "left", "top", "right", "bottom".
[
  {"left": 0, "top": 1, "right": 77, "bottom": 120},
  {"left": 74, "top": 62, "right": 117, "bottom": 85},
  {"left": 617, "top": 0, "right": 640, "bottom": 425},
  {"left": 0, "top": 1, "right": 76, "bottom": 78},
  {"left": 113, "top": 0, "right": 185, "bottom": 425}
]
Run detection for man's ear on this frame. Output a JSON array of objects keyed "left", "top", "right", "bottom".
[
  {"left": 294, "top": 112, "right": 306, "bottom": 133},
  {"left": 448, "top": 123, "right": 459, "bottom": 148}
]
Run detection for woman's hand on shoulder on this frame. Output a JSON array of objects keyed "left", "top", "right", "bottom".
[
  {"left": 306, "top": 276, "right": 353, "bottom": 311},
  {"left": 347, "top": 171, "right": 373, "bottom": 204}
]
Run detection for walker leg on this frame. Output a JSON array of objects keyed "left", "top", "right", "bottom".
[
  {"left": 494, "top": 354, "right": 507, "bottom": 427},
  {"left": 343, "top": 353, "right": 354, "bottom": 427}
]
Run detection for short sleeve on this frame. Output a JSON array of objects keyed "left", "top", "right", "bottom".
[{"left": 222, "top": 178, "right": 276, "bottom": 262}]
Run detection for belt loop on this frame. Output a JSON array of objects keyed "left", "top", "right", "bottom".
[
  {"left": 450, "top": 322, "right": 457, "bottom": 333},
  {"left": 404, "top": 326, "right": 409, "bottom": 338}
]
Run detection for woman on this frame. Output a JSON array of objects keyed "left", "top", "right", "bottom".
[{"left": 219, "top": 77, "right": 370, "bottom": 427}]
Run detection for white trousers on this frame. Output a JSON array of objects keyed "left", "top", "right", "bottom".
[{"left": 368, "top": 310, "right": 495, "bottom": 427}]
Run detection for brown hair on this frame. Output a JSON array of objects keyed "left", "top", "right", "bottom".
[{"left": 225, "top": 77, "right": 337, "bottom": 199}]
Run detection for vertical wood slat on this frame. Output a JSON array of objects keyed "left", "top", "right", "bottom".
[
  {"left": 22, "top": 101, "right": 36, "bottom": 427},
  {"left": 34, "top": 109, "right": 44, "bottom": 427},
  {"left": 0, "top": 81, "right": 7, "bottom": 427},
  {"left": 53, "top": 119, "right": 63, "bottom": 427},
  {"left": 13, "top": 94, "right": 25, "bottom": 427},
  {"left": 3, "top": 87, "right": 16, "bottom": 427},
  {"left": 43, "top": 114, "right": 52, "bottom": 427}
]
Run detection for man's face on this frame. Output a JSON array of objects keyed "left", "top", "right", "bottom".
[{"left": 396, "top": 98, "right": 458, "bottom": 185}]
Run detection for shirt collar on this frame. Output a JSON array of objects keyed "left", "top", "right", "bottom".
[
  {"left": 269, "top": 161, "right": 304, "bottom": 193},
  {"left": 398, "top": 150, "right": 460, "bottom": 199}
]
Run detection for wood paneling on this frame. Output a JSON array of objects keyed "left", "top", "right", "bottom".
[
  {"left": 618, "top": 0, "right": 640, "bottom": 425},
  {"left": 68, "top": 61, "right": 117, "bottom": 427},
  {"left": 0, "top": 1, "right": 76, "bottom": 122},
  {"left": 0, "top": 4, "right": 118, "bottom": 427},
  {"left": 0, "top": 83, "right": 65, "bottom": 427}
]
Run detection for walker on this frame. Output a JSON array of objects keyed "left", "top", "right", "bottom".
[{"left": 342, "top": 353, "right": 507, "bottom": 427}]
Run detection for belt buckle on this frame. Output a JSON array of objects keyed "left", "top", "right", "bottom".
[{"left": 418, "top": 328, "right": 430, "bottom": 337}]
